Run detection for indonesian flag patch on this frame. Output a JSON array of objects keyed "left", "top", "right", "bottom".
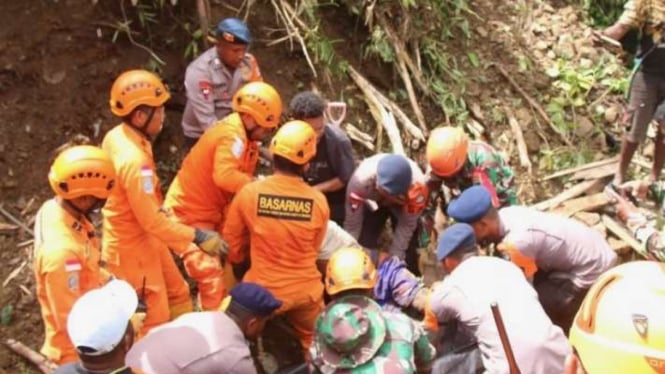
[
  {"left": 199, "top": 81, "right": 212, "bottom": 101},
  {"left": 349, "top": 191, "right": 365, "bottom": 212}
]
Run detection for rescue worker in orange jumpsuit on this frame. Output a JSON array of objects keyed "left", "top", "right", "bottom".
[
  {"left": 102, "top": 70, "right": 225, "bottom": 333},
  {"left": 34, "top": 145, "right": 116, "bottom": 364},
  {"left": 224, "top": 120, "right": 330, "bottom": 359},
  {"left": 164, "top": 81, "right": 283, "bottom": 310}
]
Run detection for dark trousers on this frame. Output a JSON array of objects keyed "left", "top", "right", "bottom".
[
  {"left": 430, "top": 321, "right": 484, "bottom": 374},
  {"left": 183, "top": 135, "right": 199, "bottom": 154},
  {"left": 533, "top": 271, "right": 588, "bottom": 335},
  {"left": 357, "top": 206, "right": 421, "bottom": 275}
]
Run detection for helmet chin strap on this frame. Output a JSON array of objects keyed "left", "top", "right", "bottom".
[{"left": 132, "top": 107, "right": 157, "bottom": 138}]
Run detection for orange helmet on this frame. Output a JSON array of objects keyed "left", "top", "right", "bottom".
[
  {"left": 325, "top": 247, "right": 377, "bottom": 296},
  {"left": 232, "top": 82, "right": 283, "bottom": 128},
  {"left": 426, "top": 126, "right": 469, "bottom": 177},
  {"left": 570, "top": 261, "right": 665, "bottom": 373},
  {"left": 109, "top": 69, "right": 170, "bottom": 117},
  {"left": 48, "top": 145, "right": 116, "bottom": 200},
  {"left": 269, "top": 120, "right": 317, "bottom": 165}
]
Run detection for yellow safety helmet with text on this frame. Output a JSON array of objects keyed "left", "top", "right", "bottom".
[
  {"left": 269, "top": 120, "right": 317, "bottom": 165},
  {"left": 570, "top": 261, "right": 665, "bottom": 374},
  {"left": 48, "top": 145, "right": 116, "bottom": 200},
  {"left": 109, "top": 69, "right": 170, "bottom": 117},
  {"left": 325, "top": 247, "right": 377, "bottom": 296},
  {"left": 232, "top": 81, "right": 282, "bottom": 129}
]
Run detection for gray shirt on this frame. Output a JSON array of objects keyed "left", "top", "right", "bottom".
[
  {"left": 499, "top": 206, "right": 618, "bottom": 288},
  {"left": 181, "top": 47, "right": 261, "bottom": 138},
  {"left": 343, "top": 154, "right": 426, "bottom": 258},
  {"left": 430, "top": 256, "right": 571, "bottom": 374},
  {"left": 125, "top": 312, "right": 256, "bottom": 374}
]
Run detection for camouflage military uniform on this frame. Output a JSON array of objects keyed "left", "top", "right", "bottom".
[
  {"left": 310, "top": 295, "right": 435, "bottom": 374},
  {"left": 433, "top": 141, "right": 517, "bottom": 208}
]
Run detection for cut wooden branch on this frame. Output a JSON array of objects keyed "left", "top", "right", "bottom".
[
  {"left": 493, "top": 63, "right": 572, "bottom": 146},
  {"left": 541, "top": 156, "right": 619, "bottom": 181},
  {"left": 0, "top": 222, "right": 18, "bottom": 232},
  {"left": 344, "top": 124, "right": 376, "bottom": 151},
  {"left": 376, "top": 14, "right": 431, "bottom": 98},
  {"left": 506, "top": 109, "right": 533, "bottom": 174},
  {"left": 348, "top": 66, "right": 426, "bottom": 144},
  {"left": 0, "top": 204, "right": 34, "bottom": 237},
  {"left": 3, "top": 260, "right": 27, "bottom": 288},
  {"left": 571, "top": 162, "right": 618, "bottom": 181},
  {"left": 396, "top": 56, "right": 428, "bottom": 136},
  {"left": 608, "top": 237, "right": 632, "bottom": 255},
  {"left": 348, "top": 67, "right": 404, "bottom": 154},
  {"left": 551, "top": 192, "right": 612, "bottom": 217},
  {"left": 601, "top": 215, "right": 646, "bottom": 257},
  {"left": 269, "top": 0, "right": 317, "bottom": 77},
  {"left": 196, "top": 0, "right": 211, "bottom": 49},
  {"left": 4, "top": 339, "right": 58, "bottom": 374},
  {"left": 573, "top": 211, "right": 601, "bottom": 226},
  {"left": 532, "top": 179, "right": 603, "bottom": 211}
]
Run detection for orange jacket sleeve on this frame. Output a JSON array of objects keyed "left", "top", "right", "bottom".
[
  {"left": 497, "top": 241, "right": 538, "bottom": 279},
  {"left": 212, "top": 130, "right": 253, "bottom": 194},
  {"left": 122, "top": 163, "right": 195, "bottom": 254},
  {"left": 223, "top": 187, "right": 251, "bottom": 264}
]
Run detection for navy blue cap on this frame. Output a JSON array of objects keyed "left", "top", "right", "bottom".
[
  {"left": 447, "top": 185, "right": 492, "bottom": 223},
  {"left": 377, "top": 154, "right": 412, "bottom": 195},
  {"left": 437, "top": 223, "right": 477, "bottom": 260},
  {"left": 229, "top": 282, "right": 282, "bottom": 317},
  {"left": 216, "top": 18, "right": 251, "bottom": 44}
]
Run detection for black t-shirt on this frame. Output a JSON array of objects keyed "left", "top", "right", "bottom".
[
  {"left": 638, "top": 24, "right": 665, "bottom": 75},
  {"left": 54, "top": 363, "right": 135, "bottom": 374},
  {"left": 304, "top": 124, "right": 355, "bottom": 223}
]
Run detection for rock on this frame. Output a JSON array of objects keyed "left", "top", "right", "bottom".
[
  {"left": 531, "top": 22, "right": 547, "bottom": 35},
  {"left": 515, "top": 108, "right": 533, "bottom": 130},
  {"left": 535, "top": 40, "right": 549, "bottom": 50},
  {"left": 42, "top": 68, "right": 66, "bottom": 85},
  {"left": 476, "top": 26, "right": 488, "bottom": 38},
  {"left": 580, "top": 58, "right": 593, "bottom": 69},
  {"left": 604, "top": 105, "right": 620, "bottom": 123},
  {"left": 579, "top": 46, "right": 599, "bottom": 60},
  {"left": 546, "top": 50, "right": 556, "bottom": 60},
  {"left": 644, "top": 141, "right": 655, "bottom": 158},
  {"left": 575, "top": 116, "right": 595, "bottom": 137},
  {"left": 523, "top": 130, "right": 541, "bottom": 153}
]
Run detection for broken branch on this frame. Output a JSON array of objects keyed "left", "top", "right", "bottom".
[
  {"left": 0, "top": 204, "right": 34, "bottom": 237},
  {"left": 4, "top": 339, "right": 58, "bottom": 374},
  {"left": 493, "top": 63, "right": 572, "bottom": 146},
  {"left": 506, "top": 108, "right": 532, "bottom": 174}
]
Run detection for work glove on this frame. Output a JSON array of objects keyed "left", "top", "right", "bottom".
[{"left": 193, "top": 228, "right": 229, "bottom": 259}]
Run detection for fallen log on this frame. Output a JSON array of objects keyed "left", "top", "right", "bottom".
[
  {"left": 571, "top": 162, "right": 618, "bottom": 180},
  {"left": 601, "top": 215, "right": 646, "bottom": 257},
  {"left": 493, "top": 63, "right": 572, "bottom": 146},
  {"left": 348, "top": 66, "right": 426, "bottom": 143},
  {"left": 532, "top": 179, "right": 603, "bottom": 211},
  {"left": 541, "top": 156, "right": 619, "bottom": 181},
  {"left": 4, "top": 339, "right": 58, "bottom": 374},
  {"left": 551, "top": 192, "right": 612, "bottom": 217},
  {"left": 506, "top": 109, "right": 532, "bottom": 175},
  {"left": 573, "top": 211, "right": 601, "bottom": 226},
  {"left": 344, "top": 124, "right": 375, "bottom": 151},
  {"left": 608, "top": 237, "right": 632, "bottom": 255},
  {"left": 348, "top": 66, "right": 405, "bottom": 154}
]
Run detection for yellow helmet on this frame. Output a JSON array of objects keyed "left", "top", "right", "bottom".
[
  {"left": 325, "top": 247, "right": 377, "bottom": 296},
  {"left": 232, "top": 81, "right": 283, "bottom": 129},
  {"left": 570, "top": 261, "right": 665, "bottom": 373},
  {"left": 109, "top": 69, "right": 170, "bottom": 117},
  {"left": 48, "top": 145, "right": 116, "bottom": 200},
  {"left": 269, "top": 120, "right": 317, "bottom": 165}
]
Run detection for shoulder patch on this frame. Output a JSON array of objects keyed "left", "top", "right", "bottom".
[
  {"left": 231, "top": 136, "right": 245, "bottom": 159},
  {"left": 199, "top": 80, "right": 213, "bottom": 101},
  {"left": 349, "top": 191, "right": 365, "bottom": 212},
  {"left": 140, "top": 166, "right": 154, "bottom": 194}
]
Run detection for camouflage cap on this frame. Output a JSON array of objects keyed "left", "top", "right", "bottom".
[{"left": 314, "top": 295, "right": 387, "bottom": 369}]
